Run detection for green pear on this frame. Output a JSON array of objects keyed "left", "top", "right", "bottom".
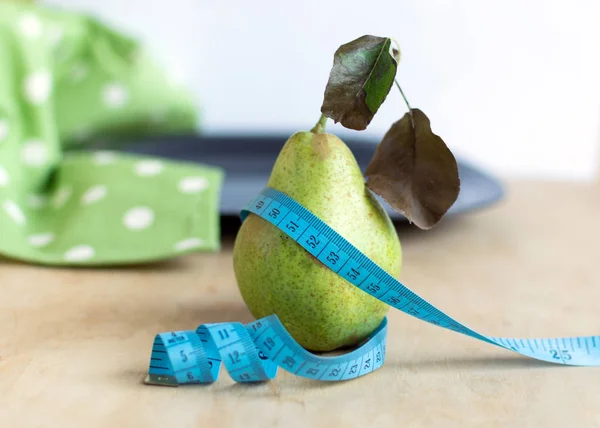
[{"left": 233, "top": 128, "right": 402, "bottom": 352}]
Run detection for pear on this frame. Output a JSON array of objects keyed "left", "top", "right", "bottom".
[{"left": 233, "top": 127, "right": 402, "bottom": 352}]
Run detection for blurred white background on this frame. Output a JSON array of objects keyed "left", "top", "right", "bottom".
[{"left": 44, "top": 0, "right": 600, "bottom": 181}]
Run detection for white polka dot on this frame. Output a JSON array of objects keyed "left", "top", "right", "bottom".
[
  {"left": 70, "top": 63, "right": 89, "bottom": 82},
  {"left": 0, "top": 165, "right": 9, "bottom": 187},
  {"left": 26, "top": 194, "right": 48, "bottom": 209},
  {"left": 53, "top": 185, "right": 72, "bottom": 209},
  {"left": 0, "top": 119, "right": 9, "bottom": 143},
  {"left": 64, "top": 245, "right": 95, "bottom": 262},
  {"left": 94, "top": 151, "right": 116, "bottom": 165},
  {"left": 174, "top": 238, "right": 205, "bottom": 252},
  {"left": 178, "top": 176, "right": 209, "bottom": 193},
  {"left": 135, "top": 160, "right": 164, "bottom": 177},
  {"left": 21, "top": 140, "right": 48, "bottom": 167},
  {"left": 19, "top": 13, "right": 42, "bottom": 38},
  {"left": 24, "top": 71, "right": 52, "bottom": 105},
  {"left": 102, "top": 82, "right": 129, "bottom": 109},
  {"left": 123, "top": 206, "right": 154, "bottom": 230},
  {"left": 81, "top": 185, "right": 107, "bottom": 205},
  {"left": 28, "top": 233, "right": 54, "bottom": 247},
  {"left": 3, "top": 200, "right": 25, "bottom": 225}
]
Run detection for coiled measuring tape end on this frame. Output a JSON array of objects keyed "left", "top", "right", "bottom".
[{"left": 145, "top": 313, "right": 388, "bottom": 386}]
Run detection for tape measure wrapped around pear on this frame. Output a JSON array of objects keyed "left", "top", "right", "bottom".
[{"left": 233, "top": 35, "right": 460, "bottom": 352}]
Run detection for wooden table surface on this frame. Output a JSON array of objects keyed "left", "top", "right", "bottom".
[{"left": 2, "top": 179, "right": 600, "bottom": 427}]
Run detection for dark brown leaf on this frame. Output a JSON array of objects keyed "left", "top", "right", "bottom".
[
  {"left": 320, "top": 35, "right": 398, "bottom": 131},
  {"left": 364, "top": 109, "right": 460, "bottom": 229}
]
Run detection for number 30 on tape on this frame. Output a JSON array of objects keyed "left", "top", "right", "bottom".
[{"left": 145, "top": 187, "right": 600, "bottom": 386}]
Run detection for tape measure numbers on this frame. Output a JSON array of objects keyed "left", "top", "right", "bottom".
[{"left": 145, "top": 187, "right": 600, "bottom": 386}]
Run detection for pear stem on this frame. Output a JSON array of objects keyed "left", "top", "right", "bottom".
[
  {"left": 311, "top": 113, "right": 328, "bottom": 134},
  {"left": 394, "top": 79, "right": 415, "bottom": 128}
]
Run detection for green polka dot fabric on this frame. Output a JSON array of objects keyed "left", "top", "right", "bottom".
[{"left": 0, "top": 3, "right": 224, "bottom": 265}]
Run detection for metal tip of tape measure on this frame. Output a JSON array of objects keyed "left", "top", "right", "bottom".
[{"left": 144, "top": 374, "right": 179, "bottom": 387}]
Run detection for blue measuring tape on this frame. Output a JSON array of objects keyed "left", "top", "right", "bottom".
[{"left": 145, "top": 187, "right": 600, "bottom": 386}]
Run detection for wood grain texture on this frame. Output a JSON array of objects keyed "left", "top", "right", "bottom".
[{"left": 1, "top": 180, "right": 600, "bottom": 427}]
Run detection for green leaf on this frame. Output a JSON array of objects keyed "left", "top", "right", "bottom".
[
  {"left": 364, "top": 109, "right": 460, "bottom": 229},
  {"left": 320, "top": 35, "right": 398, "bottom": 131}
]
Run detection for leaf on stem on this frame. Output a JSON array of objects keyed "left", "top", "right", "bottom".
[
  {"left": 364, "top": 109, "right": 460, "bottom": 229},
  {"left": 320, "top": 35, "right": 398, "bottom": 131}
]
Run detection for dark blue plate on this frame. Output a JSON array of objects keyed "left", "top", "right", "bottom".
[{"left": 122, "top": 133, "right": 505, "bottom": 222}]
